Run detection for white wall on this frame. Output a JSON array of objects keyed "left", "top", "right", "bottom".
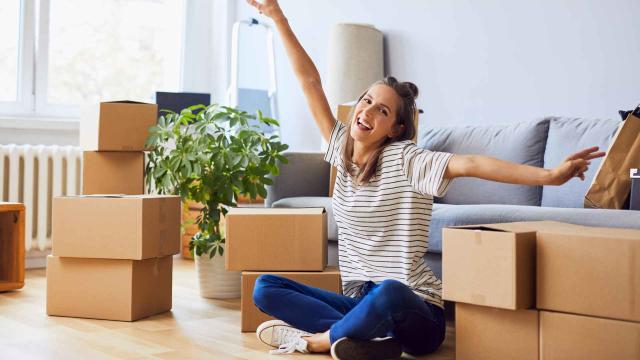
[{"left": 234, "top": 0, "right": 640, "bottom": 151}]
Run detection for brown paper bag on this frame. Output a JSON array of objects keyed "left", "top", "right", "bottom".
[{"left": 584, "top": 105, "right": 640, "bottom": 209}]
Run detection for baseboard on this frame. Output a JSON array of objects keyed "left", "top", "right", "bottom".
[{"left": 26, "top": 249, "right": 51, "bottom": 269}]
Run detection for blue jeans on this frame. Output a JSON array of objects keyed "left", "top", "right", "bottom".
[{"left": 253, "top": 275, "right": 446, "bottom": 356}]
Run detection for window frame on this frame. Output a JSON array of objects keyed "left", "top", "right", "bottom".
[
  {"left": 0, "top": 0, "right": 192, "bottom": 120},
  {"left": 0, "top": 0, "right": 35, "bottom": 115}
]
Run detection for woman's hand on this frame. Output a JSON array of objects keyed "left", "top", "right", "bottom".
[
  {"left": 246, "top": 0, "right": 286, "bottom": 21},
  {"left": 546, "top": 146, "right": 606, "bottom": 185}
]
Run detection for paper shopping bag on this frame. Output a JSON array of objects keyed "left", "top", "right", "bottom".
[{"left": 584, "top": 105, "right": 640, "bottom": 209}]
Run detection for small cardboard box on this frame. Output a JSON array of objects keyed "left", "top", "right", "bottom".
[
  {"left": 46, "top": 255, "right": 172, "bottom": 321},
  {"left": 241, "top": 268, "right": 341, "bottom": 332},
  {"left": 80, "top": 101, "right": 157, "bottom": 151},
  {"left": 537, "top": 225, "right": 640, "bottom": 322},
  {"left": 225, "top": 208, "right": 327, "bottom": 271},
  {"left": 52, "top": 195, "right": 181, "bottom": 260},
  {"left": 456, "top": 302, "right": 538, "bottom": 360},
  {"left": 442, "top": 223, "right": 537, "bottom": 309},
  {"left": 540, "top": 311, "right": 640, "bottom": 360},
  {"left": 82, "top": 151, "right": 144, "bottom": 195}
]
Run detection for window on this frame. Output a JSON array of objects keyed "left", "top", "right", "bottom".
[
  {"left": 0, "top": 1, "right": 22, "bottom": 102},
  {"left": 1, "top": 0, "right": 186, "bottom": 118}
]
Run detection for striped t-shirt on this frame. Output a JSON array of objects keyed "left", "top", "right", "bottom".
[{"left": 324, "top": 120, "right": 454, "bottom": 308}]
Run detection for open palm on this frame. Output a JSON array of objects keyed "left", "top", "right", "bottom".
[
  {"left": 246, "top": 0, "right": 284, "bottom": 20},
  {"left": 548, "top": 146, "right": 606, "bottom": 185}
]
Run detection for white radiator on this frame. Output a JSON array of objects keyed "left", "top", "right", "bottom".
[{"left": 0, "top": 144, "right": 82, "bottom": 265}]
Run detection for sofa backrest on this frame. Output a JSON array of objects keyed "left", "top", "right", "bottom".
[
  {"left": 420, "top": 119, "right": 550, "bottom": 206},
  {"left": 541, "top": 117, "right": 620, "bottom": 208}
]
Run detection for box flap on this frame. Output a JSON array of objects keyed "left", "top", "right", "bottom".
[
  {"left": 448, "top": 223, "right": 533, "bottom": 233},
  {"left": 448, "top": 221, "right": 583, "bottom": 234},
  {"left": 228, "top": 207, "right": 326, "bottom": 215},
  {"left": 61, "top": 194, "right": 178, "bottom": 200},
  {"left": 103, "top": 100, "right": 155, "bottom": 105},
  {"left": 538, "top": 225, "right": 640, "bottom": 241}
]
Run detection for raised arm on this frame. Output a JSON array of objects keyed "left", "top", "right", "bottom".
[
  {"left": 247, "top": 0, "right": 335, "bottom": 142},
  {"left": 444, "top": 146, "right": 606, "bottom": 186}
]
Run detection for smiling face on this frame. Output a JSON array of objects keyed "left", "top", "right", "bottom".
[{"left": 349, "top": 84, "right": 404, "bottom": 147}]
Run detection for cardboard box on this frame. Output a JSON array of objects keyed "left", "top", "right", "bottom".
[
  {"left": 537, "top": 225, "right": 640, "bottom": 322},
  {"left": 241, "top": 268, "right": 341, "bottom": 332},
  {"left": 456, "top": 302, "right": 538, "bottom": 360},
  {"left": 442, "top": 223, "right": 537, "bottom": 309},
  {"left": 52, "top": 195, "right": 180, "bottom": 260},
  {"left": 82, "top": 151, "right": 144, "bottom": 195},
  {"left": 442, "top": 221, "right": 584, "bottom": 309},
  {"left": 80, "top": 101, "right": 157, "bottom": 151},
  {"left": 540, "top": 311, "right": 640, "bottom": 360},
  {"left": 225, "top": 208, "right": 327, "bottom": 271},
  {"left": 46, "top": 255, "right": 172, "bottom": 321}
]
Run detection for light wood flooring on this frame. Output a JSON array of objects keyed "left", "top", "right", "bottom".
[{"left": 0, "top": 257, "right": 455, "bottom": 359}]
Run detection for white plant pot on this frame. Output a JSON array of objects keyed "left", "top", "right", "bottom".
[{"left": 195, "top": 254, "right": 241, "bottom": 299}]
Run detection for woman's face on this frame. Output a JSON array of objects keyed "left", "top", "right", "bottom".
[{"left": 350, "top": 84, "right": 403, "bottom": 147}]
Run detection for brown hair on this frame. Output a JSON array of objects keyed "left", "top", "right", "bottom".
[{"left": 341, "top": 76, "right": 418, "bottom": 185}]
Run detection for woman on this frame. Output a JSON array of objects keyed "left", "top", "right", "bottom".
[{"left": 246, "top": 1, "right": 604, "bottom": 359}]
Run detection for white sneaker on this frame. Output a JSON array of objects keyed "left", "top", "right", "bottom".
[{"left": 256, "top": 320, "right": 311, "bottom": 355}]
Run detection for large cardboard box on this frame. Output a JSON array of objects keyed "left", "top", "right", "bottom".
[
  {"left": 241, "top": 268, "right": 341, "bottom": 332},
  {"left": 46, "top": 255, "right": 172, "bottom": 321},
  {"left": 537, "top": 225, "right": 640, "bottom": 322},
  {"left": 442, "top": 223, "right": 537, "bottom": 310},
  {"left": 540, "top": 311, "right": 640, "bottom": 360},
  {"left": 82, "top": 151, "right": 144, "bottom": 195},
  {"left": 52, "top": 195, "right": 181, "bottom": 260},
  {"left": 456, "top": 302, "right": 538, "bottom": 360},
  {"left": 225, "top": 208, "right": 327, "bottom": 271},
  {"left": 442, "top": 221, "right": 585, "bottom": 309},
  {"left": 80, "top": 101, "right": 157, "bottom": 151}
]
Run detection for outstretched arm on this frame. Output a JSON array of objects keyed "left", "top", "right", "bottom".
[
  {"left": 444, "top": 146, "right": 606, "bottom": 186},
  {"left": 247, "top": 0, "right": 335, "bottom": 142}
]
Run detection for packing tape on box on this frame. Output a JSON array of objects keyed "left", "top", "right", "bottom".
[
  {"left": 474, "top": 230, "right": 482, "bottom": 245},
  {"left": 153, "top": 257, "right": 160, "bottom": 276},
  {"left": 470, "top": 293, "right": 487, "bottom": 305},
  {"left": 159, "top": 199, "right": 168, "bottom": 222}
]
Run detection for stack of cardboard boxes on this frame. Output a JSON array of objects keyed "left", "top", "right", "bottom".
[
  {"left": 443, "top": 221, "right": 640, "bottom": 360},
  {"left": 79, "top": 101, "right": 157, "bottom": 195},
  {"left": 225, "top": 207, "right": 341, "bottom": 332},
  {"left": 46, "top": 101, "right": 182, "bottom": 321}
]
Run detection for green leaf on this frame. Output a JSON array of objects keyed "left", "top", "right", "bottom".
[{"left": 146, "top": 102, "right": 287, "bottom": 252}]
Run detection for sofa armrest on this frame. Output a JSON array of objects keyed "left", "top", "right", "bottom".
[{"left": 265, "top": 152, "right": 331, "bottom": 207}]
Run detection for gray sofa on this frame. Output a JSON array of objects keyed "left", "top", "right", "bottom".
[{"left": 265, "top": 116, "right": 640, "bottom": 279}]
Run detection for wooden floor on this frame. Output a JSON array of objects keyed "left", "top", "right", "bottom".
[{"left": 0, "top": 257, "right": 455, "bottom": 359}]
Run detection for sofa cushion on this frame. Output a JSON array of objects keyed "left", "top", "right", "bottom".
[
  {"left": 541, "top": 117, "right": 620, "bottom": 208},
  {"left": 428, "top": 203, "right": 640, "bottom": 253},
  {"left": 271, "top": 196, "right": 338, "bottom": 242},
  {"left": 420, "top": 119, "right": 550, "bottom": 206}
]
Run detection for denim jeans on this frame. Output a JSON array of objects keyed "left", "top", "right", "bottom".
[{"left": 252, "top": 275, "right": 446, "bottom": 356}]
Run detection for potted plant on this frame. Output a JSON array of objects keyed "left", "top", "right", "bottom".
[{"left": 145, "top": 104, "right": 288, "bottom": 298}]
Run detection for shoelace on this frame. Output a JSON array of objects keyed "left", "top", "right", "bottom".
[{"left": 268, "top": 327, "right": 309, "bottom": 355}]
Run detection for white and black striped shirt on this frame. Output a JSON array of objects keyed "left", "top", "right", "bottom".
[{"left": 324, "top": 121, "right": 453, "bottom": 308}]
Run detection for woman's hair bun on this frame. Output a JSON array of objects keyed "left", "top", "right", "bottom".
[
  {"left": 403, "top": 82, "right": 419, "bottom": 100},
  {"left": 380, "top": 76, "right": 419, "bottom": 100}
]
